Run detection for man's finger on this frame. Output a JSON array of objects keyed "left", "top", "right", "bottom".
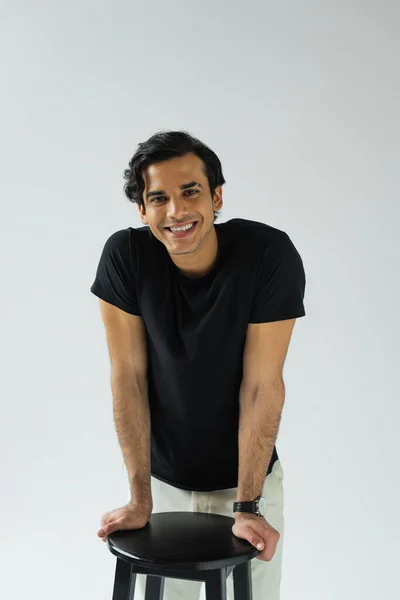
[
  {"left": 102, "top": 516, "right": 124, "bottom": 536},
  {"left": 240, "top": 525, "right": 264, "bottom": 551},
  {"left": 246, "top": 534, "right": 264, "bottom": 550},
  {"left": 98, "top": 517, "right": 119, "bottom": 538},
  {"left": 99, "top": 517, "right": 120, "bottom": 535},
  {"left": 101, "top": 509, "right": 120, "bottom": 528}
]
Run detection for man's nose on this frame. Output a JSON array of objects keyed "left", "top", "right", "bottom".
[{"left": 166, "top": 196, "right": 189, "bottom": 219}]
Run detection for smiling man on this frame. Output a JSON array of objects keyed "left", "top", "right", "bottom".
[
  {"left": 140, "top": 152, "right": 222, "bottom": 278},
  {"left": 90, "top": 130, "right": 306, "bottom": 600}
]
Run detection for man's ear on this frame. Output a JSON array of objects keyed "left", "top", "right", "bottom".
[
  {"left": 212, "top": 186, "right": 223, "bottom": 212},
  {"left": 138, "top": 203, "right": 148, "bottom": 225}
]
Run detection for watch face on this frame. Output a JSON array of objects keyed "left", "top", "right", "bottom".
[{"left": 258, "top": 496, "right": 267, "bottom": 516}]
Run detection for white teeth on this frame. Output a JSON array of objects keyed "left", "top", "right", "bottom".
[{"left": 170, "top": 222, "right": 194, "bottom": 232}]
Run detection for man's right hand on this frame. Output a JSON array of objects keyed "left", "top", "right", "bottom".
[{"left": 97, "top": 501, "right": 152, "bottom": 542}]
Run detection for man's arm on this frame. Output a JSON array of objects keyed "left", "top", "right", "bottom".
[
  {"left": 236, "top": 318, "right": 297, "bottom": 505},
  {"left": 98, "top": 298, "right": 152, "bottom": 509}
]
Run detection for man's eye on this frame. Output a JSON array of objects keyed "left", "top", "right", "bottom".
[{"left": 151, "top": 190, "right": 198, "bottom": 203}]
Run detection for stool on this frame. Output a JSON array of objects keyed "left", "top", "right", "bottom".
[{"left": 107, "top": 511, "right": 258, "bottom": 600}]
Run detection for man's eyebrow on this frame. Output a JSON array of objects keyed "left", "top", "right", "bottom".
[{"left": 146, "top": 181, "right": 202, "bottom": 199}]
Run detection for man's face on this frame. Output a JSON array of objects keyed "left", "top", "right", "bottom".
[{"left": 138, "top": 153, "right": 223, "bottom": 256}]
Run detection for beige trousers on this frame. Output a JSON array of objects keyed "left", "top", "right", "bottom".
[{"left": 128, "top": 460, "right": 285, "bottom": 600}]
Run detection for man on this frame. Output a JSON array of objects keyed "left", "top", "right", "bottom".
[{"left": 90, "top": 130, "right": 306, "bottom": 600}]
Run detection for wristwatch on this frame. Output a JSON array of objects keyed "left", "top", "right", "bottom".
[{"left": 233, "top": 495, "right": 267, "bottom": 517}]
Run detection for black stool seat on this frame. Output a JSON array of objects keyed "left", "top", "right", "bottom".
[{"left": 107, "top": 511, "right": 258, "bottom": 600}]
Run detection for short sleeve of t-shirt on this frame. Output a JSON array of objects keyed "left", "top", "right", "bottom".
[
  {"left": 90, "top": 229, "right": 141, "bottom": 315},
  {"left": 249, "top": 232, "right": 306, "bottom": 323}
]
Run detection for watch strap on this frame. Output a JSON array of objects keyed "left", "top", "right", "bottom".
[{"left": 233, "top": 500, "right": 258, "bottom": 513}]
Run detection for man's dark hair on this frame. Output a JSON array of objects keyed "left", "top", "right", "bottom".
[{"left": 123, "top": 130, "right": 226, "bottom": 222}]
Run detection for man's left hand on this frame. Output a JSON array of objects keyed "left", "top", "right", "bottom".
[{"left": 232, "top": 514, "right": 280, "bottom": 562}]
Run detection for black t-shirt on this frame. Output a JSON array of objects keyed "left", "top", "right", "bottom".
[{"left": 90, "top": 218, "right": 306, "bottom": 491}]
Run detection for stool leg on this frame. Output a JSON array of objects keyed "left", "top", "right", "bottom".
[
  {"left": 145, "top": 574, "right": 165, "bottom": 600},
  {"left": 205, "top": 568, "right": 227, "bottom": 600},
  {"left": 112, "top": 558, "right": 137, "bottom": 600},
  {"left": 233, "top": 561, "right": 252, "bottom": 600}
]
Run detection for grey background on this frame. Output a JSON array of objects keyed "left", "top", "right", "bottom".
[{"left": 1, "top": 1, "right": 399, "bottom": 599}]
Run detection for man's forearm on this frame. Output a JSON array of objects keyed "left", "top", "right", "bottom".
[
  {"left": 111, "top": 371, "right": 152, "bottom": 507},
  {"left": 236, "top": 381, "right": 285, "bottom": 503}
]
